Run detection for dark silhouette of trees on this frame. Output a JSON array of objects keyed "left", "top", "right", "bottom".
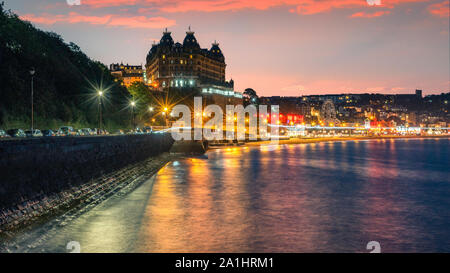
[
  {"left": 244, "top": 88, "right": 260, "bottom": 105},
  {"left": 0, "top": 3, "right": 130, "bottom": 130}
]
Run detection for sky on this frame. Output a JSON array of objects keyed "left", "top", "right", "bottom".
[{"left": 4, "top": 0, "right": 450, "bottom": 96}]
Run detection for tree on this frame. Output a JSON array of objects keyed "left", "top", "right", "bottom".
[
  {"left": 0, "top": 7, "right": 131, "bottom": 130},
  {"left": 244, "top": 88, "right": 259, "bottom": 105}
]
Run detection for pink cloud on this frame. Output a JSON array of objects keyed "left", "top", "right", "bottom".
[
  {"left": 79, "top": 0, "right": 433, "bottom": 15},
  {"left": 82, "top": 0, "right": 141, "bottom": 8},
  {"left": 428, "top": 0, "right": 450, "bottom": 17},
  {"left": 158, "top": 0, "right": 283, "bottom": 13},
  {"left": 289, "top": 0, "right": 366, "bottom": 15},
  {"left": 350, "top": 10, "right": 391, "bottom": 18},
  {"left": 20, "top": 12, "right": 175, "bottom": 29}
]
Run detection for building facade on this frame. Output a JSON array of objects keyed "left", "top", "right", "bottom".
[
  {"left": 145, "top": 28, "right": 242, "bottom": 111},
  {"left": 145, "top": 28, "right": 234, "bottom": 90},
  {"left": 110, "top": 63, "right": 144, "bottom": 88}
]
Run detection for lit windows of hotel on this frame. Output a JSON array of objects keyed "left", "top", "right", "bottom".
[
  {"left": 145, "top": 27, "right": 234, "bottom": 92},
  {"left": 110, "top": 63, "right": 144, "bottom": 88}
]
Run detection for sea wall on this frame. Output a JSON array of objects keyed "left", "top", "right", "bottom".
[
  {"left": 169, "top": 140, "right": 208, "bottom": 154},
  {"left": 0, "top": 134, "right": 174, "bottom": 210}
]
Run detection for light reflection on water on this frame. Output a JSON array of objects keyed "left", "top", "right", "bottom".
[
  {"left": 12, "top": 138, "right": 450, "bottom": 253},
  {"left": 135, "top": 138, "right": 450, "bottom": 252}
]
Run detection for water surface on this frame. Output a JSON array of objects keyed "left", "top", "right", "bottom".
[{"left": 9, "top": 138, "right": 450, "bottom": 252}]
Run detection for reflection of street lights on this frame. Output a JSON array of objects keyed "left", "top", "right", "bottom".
[
  {"left": 30, "top": 67, "right": 35, "bottom": 131},
  {"left": 97, "top": 90, "right": 104, "bottom": 129},
  {"left": 130, "top": 101, "right": 136, "bottom": 129}
]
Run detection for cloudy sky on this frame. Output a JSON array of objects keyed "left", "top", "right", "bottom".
[{"left": 5, "top": 0, "right": 450, "bottom": 96}]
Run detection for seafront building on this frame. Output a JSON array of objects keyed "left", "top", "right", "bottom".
[
  {"left": 110, "top": 63, "right": 145, "bottom": 88},
  {"left": 145, "top": 28, "right": 242, "bottom": 107},
  {"left": 110, "top": 28, "right": 243, "bottom": 111}
]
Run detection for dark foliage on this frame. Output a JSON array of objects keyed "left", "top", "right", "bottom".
[{"left": 0, "top": 3, "right": 131, "bottom": 130}]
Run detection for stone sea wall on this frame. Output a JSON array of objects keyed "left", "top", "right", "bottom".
[{"left": 0, "top": 134, "right": 174, "bottom": 232}]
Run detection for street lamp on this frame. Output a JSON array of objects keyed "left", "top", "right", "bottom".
[
  {"left": 97, "top": 90, "right": 104, "bottom": 129},
  {"left": 30, "top": 67, "right": 35, "bottom": 132},
  {"left": 162, "top": 107, "right": 170, "bottom": 127},
  {"left": 130, "top": 100, "right": 136, "bottom": 129}
]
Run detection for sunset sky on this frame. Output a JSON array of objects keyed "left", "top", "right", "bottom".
[{"left": 5, "top": 0, "right": 450, "bottom": 96}]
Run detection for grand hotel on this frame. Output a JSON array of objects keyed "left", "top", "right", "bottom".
[
  {"left": 146, "top": 28, "right": 242, "bottom": 102},
  {"left": 111, "top": 28, "right": 242, "bottom": 104}
]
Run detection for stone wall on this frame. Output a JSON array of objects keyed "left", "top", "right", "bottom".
[{"left": 0, "top": 134, "right": 174, "bottom": 210}]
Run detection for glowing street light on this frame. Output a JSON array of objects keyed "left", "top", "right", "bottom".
[
  {"left": 97, "top": 90, "right": 104, "bottom": 129},
  {"left": 130, "top": 100, "right": 136, "bottom": 129},
  {"left": 30, "top": 67, "right": 35, "bottom": 132}
]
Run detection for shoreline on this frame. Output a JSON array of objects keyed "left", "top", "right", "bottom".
[
  {"left": 0, "top": 152, "right": 177, "bottom": 248},
  {"left": 2, "top": 135, "right": 448, "bottom": 250},
  {"left": 207, "top": 135, "right": 450, "bottom": 151},
  {"left": 243, "top": 135, "right": 450, "bottom": 147}
]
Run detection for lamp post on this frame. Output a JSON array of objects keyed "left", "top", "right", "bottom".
[
  {"left": 163, "top": 107, "right": 169, "bottom": 127},
  {"left": 130, "top": 101, "right": 136, "bottom": 130},
  {"left": 97, "top": 90, "right": 104, "bottom": 129},
  {"left": 30, "top": 67, "right": 35, "bottom": 132}
]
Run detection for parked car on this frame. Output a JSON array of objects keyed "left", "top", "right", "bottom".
[
  {"left": 0, "top": 129, "right": 10, "bottom": 138},
  {"left": 81, "top": 128, "right": 93, "bottom": 136},
  {"left": 95, "top": 128, "right": 109, "bottom": 135},
  {"left": 142, "top": 126, "right": 153, "bottom": 134},
  {"left": 6, "top": 129, "right": 26, "bottom": 138},
  {"left": 115, "top": 129, "right": 125, "bottom": 135},
  {"left": 134, "top": 128, "right": 145, "bottom": 134},
  {"left": 25, "top": 129, "right": 43, "bottom": 137},
  {"left": 42, "top": 129, "right": 56, "bottom": 137},
  {"left": 58, "top": 126, "right": 76, "bottom": 136}
]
